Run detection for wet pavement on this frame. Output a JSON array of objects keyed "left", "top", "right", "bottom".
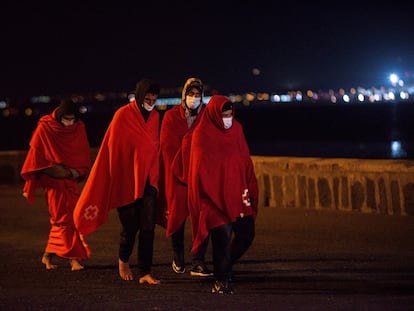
[{"left": 1, "top": 184, "right": 414, "bottom": 310}]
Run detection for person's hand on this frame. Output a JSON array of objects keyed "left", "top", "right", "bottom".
[{"left": 43, "top": 165, "right": 73, "bottom": 179}]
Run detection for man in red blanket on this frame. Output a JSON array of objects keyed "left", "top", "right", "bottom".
[
  {"left": 188, "top": 95, "right": 259, "bottom": 294},
  {"left": 21, "top": 99, "right": 91, "bottom": 271},
  {"left": 160, "top": 77, "right": 212, "bottom": 277},
  {"left": 74, "top": 79, "right": 161, "bottom": 285}
]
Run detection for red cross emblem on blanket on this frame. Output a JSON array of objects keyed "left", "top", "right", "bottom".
[
  {"left": 242, "top": 188, "right": 251, "bottom": 207},
  {"left": 84, "top": 205, "right": 99, "bottom": 220}
]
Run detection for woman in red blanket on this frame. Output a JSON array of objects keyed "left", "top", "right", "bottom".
[
  {"left": 20, "top": 99, "right": 91, "bottom": 271},
  {"left": 74, "top": 79, "right": 161, "bottom": 285},
  {"left": 188, "top": 95, "right": 259, "bottom": 294},
  {"left": 160, "top": 77, "right": 212, "bottom": 277}
]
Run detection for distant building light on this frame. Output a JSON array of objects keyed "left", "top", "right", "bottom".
[
  {"left": 156, "top": 98, "right": 181, "bottom": 106},
  {"left": 257, "top": 93, "right": 269, "bottom": 101},
  {"left": 79, "top": 105, "right": 88, "bottom": 114},
  {"left": 0, "top": 101, "right": 7, "bottom": 109},
  {"left": 245, "top": 93, "right": 255, "bottom": 102},
  {"left": 271, "top": 94, "right": 281, "bottom": 102},
  {"left": 94, "top": 94, "right": 106, "bottom": 101},
  {"left": 343, "top": 94, "right": 350, "bottom": 103},
  {"left": 280, "top": 94, "right": 292, "bottom": 102},
  {"left": 386, "top": 92, "right": 395, "bottom": 101},
  {"left": 229, "top": 94, "right": 243, "bottom": 103},
  {"left": 400, "top": 91, "right": 409, "bottom": 100},
  {"left": 390, "top": 73, "right": 399, "bottom": 85},
  {"left": 30, "top": 96, "right": 51, "bottom": 103},
  {"left": 391, "top": 140, "right": 406, "bottom": 158},
  {"left": 155, "top": 98, "right": 171, "bottom": 106},
  {"left": 25, "top": 108, "right": 33, "bottom": 116}
]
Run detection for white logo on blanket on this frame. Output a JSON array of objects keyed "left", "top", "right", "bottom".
[{"left": 84, "top": 205, "right": 99, "bottom": 220}]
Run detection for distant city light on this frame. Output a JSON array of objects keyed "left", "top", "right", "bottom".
[
  {"left": 390, "top": 73, "right": 399, "bottom": 85},
  {"left": 252, "top": 68, "right": 260, "bottom": 75},
  {"left": 390, "top": 140, "right": 406, "bottom": 158},
  {"left": 280, "top": 94, "right": 292, "bottom": 102},
  {"left": 271, "top": 94, "right": 281, "bottom": 102},
  {"left": 382, "top": 92, "right": 392, "bottom": 101},
  {"left": 24, "top": 108, "right": 33, "bottom": 116},
  {"left": 343, "top": 94, "right": 350, "bottom": 103},
  {"left": 1, "top": 68, "right": 414, "bottom": 120},
  {"left": 30, "top": 96, "right": 51, "bottom": 104},
  {"left": 79, "top": 105, "right": 88, "bottom": 114},
  {"left": 400, "top": 91, "right": 409, "bottom": 100}
]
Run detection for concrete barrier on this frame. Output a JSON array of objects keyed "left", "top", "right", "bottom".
[
  {"left": 253, "top": 156, "right": 414, "bottom": 216},
  {"left": 1, "top": 150, "right": 413, "bottom": 216}
]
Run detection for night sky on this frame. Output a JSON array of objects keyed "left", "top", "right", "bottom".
[{"left": 2, "top": 2, "right": 414, "bottom": 98}]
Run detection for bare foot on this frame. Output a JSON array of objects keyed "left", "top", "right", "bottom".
[
  {"left": 42, "top": 254, "right": 57, "bottom": 270},
  {"left": 119, "top": 259, "right": 133, "bottom": 281},
  {"left": 70, "top": 259, "right": 85, "bottom": 271},
  {"left": 139, "top": 274, "right": 160, "bottom": 285}
]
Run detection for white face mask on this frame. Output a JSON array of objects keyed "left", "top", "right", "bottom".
[
  {"left": 61, "top": 118, "right": 75, "bottom": 127},
  {"left": 222, "top": 116, "right": 233, "bottom": 129},
  {"left": 186, "top": 96, "right": 201, "bottom": 110},
  {"left": 143, "top": 102, "right": 155, "bottom": 111}
]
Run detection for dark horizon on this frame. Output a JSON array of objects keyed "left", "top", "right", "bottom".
[{"left": 2, "top": 101, "right": 413, "bottom": 160}]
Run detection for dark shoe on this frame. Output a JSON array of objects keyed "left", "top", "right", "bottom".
[
  {"left": 211, "top": 280, "right": 234, "bottom": 294},
  {"left": 172, "top": 260, "right": 186, "bottom": 274},
  {"left": 190, "top": 264, "right": 213, "bottom": 277}
]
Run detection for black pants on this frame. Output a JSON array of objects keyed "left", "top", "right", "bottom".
[
  {"left": 117, "top": 185, "right": 157, "bottom": 278},
  {"left": 171, "top": 221, "right": 209, "bottom": 267},
  {"left": 210, "top": 215, "right": 255, "bottom": 281}
]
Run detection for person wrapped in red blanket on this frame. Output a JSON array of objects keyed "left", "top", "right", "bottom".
[
  {"left": 188, "top": 95, "right": 259, "bottom": 294},
  {"left": 160, "top": 77, "right": 212, "bottom": 277},
  {"left": 74, "top": 78, "right": 161, "bottom": 285},
  {"left": 20, "top": 99, "right": 91, "bottom": 271}
]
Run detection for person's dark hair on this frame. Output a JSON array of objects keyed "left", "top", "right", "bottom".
[
  {"left": 134, "top": 78, "right": 160, "bottom": 106},
  {"left": 222, "top": 101, "right": 233, "bottom": 112},
  {"left": 55, "top": 99, "right": 79, "bottom": 122}
]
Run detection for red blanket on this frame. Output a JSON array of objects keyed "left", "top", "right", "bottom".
[
  {"left": 74, "top": 101, "right": 160, "bottom": 235},
  {"left": 188, "top": 95, "right": 258, "bottom": 254},
  {"left": 159, "top": 104, "right": 205, "bottom": 236},
  {"left": 20, "top": 109, "right": 91, "bottom": 259}
]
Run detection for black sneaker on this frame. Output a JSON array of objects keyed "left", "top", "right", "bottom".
[
  {"left": 211, "top": 280, "right": 234, "bottom": 294},
  {"left": 172, "top": 260, "right": 186, "bottom": 274},
  {"left": 190, "top": 264, "right": 213, "bottom": 277}
]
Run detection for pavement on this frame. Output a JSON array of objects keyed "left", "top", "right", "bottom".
[{"left": 1, "top": 184, "right": 414, "bottom": 311}]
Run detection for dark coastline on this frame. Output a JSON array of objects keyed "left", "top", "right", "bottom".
[{"left": 2, "top": 101, "right": 414, "bottom": 159}]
